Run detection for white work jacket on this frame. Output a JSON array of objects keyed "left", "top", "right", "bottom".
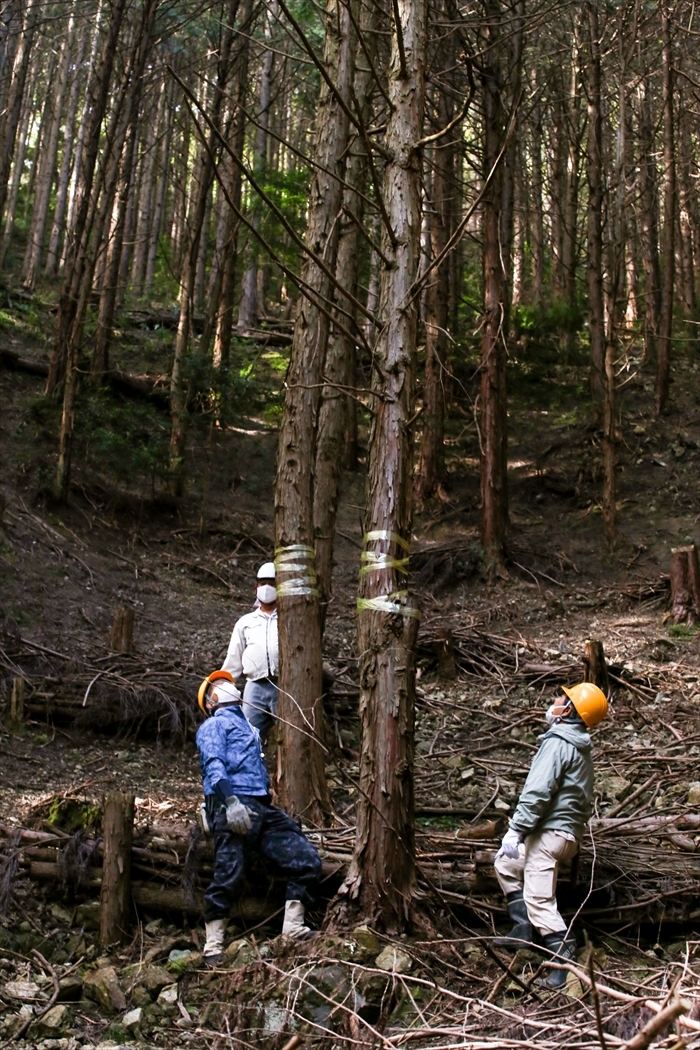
[{"left": 222, "top": 608, "right": 278, "bottom": 681}]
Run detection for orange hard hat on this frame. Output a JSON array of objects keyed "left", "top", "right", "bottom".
[
  {"left": 197, "top": 670, "right": 235, "bottom": 716},
  {"left": 562, "top": 682, "right": 608, "bottom": 728}
]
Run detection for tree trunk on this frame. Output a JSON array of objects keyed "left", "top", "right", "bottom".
[
  {"left": 53, "top": 0, "right": 157, "bottom": 501},
  {"left": 342, "top": 0, "right": 427, "bottom": 932},
  {"left": 602, "top": 337, "right": 616, "bottom": 548},
  {"left": 100, "top": 791, "right": 134, "bottom": 946},
  {"left": 0, "top": 54, "right": 34, "bottom": 265},
  {"left": 655, "top": 6, "right": 674, "bottom": 417},
  {"left": 168, "top": 0, "right": 242, "bottom": 494},
  {"left": 194, "top": 174, "right": 214, "bottom": 309},
  {"left": 130, "top": 88, "right": 162, "bottom": 298},
  {"left": 435, "top": 628, "right": 457, "bottom": 681},
  {"left": 9, "top": 677, "right": 24, "bottom": 728},
  {"left": 416, "top": 82, "right": 456, "bottom": 504},
  {"left": 479, "top": 0, "right": 511, "bottom": 567},
  {"left": 109, "top": 606, "right": 135, "bottom": 653},
  {"left": 21, "top": 22, "right": 72, "bottom": 289},
  {"left": 168, "top": 111, "right": 191, "bottom": 272},
  {"left": 92, "top": 119, "right": 140, "bottom": 377},
  {"left": 115, "top": 125, "right": 139, "bottom": 311},
  {"left": 637, "top": 72, "right": 661, "bottom": 365},
  {"left": 583, "top": 639, "right": 609, "bottom": 694},
  {"left": 274, "top": 0, "right": 357, "bottom": 823},
  {"left": 237, "top": 0, "right": 277, "bottom": 330},
  {"left": 210, "top": 0, "right": 254, "bottom": 367},
  {"left": 0, "top": 0, "right": 38, "bottom": 232},
  {"left": 144, "top": 76, "right": 175, "bottom": 297},
  {"left": 678, "top": 98, "right": 696, "bottom": 318},
  {"left": 669, "top": 546, "right": 700, "bottom": 627},
  {"left": 561, "top": 42, "right": 581, "bottom": 320},
  {"left": 530, "top": 69, "right": 544, "bottom": 307},
  {"left": 45, "top": 23, "right": 87, "bottom": 277},
  {"left": 59, "top": 0, "right": 104, "bottom": 273},
  {"left": 313, "top": 0, "right": 376, "bottom": 626},
  {"left": 586, "top": 2, "right": 604, "bottom": 409},
  {"left": 47, "top": 0, "right": 128, "bottom": 396}
]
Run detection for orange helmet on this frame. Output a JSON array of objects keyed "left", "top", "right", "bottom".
[
  {"left": 562, "top": 682, "right": 608, "bottom": 728},
  {"left": 197, "top": 670, "right": 237, "bottom": 716}
]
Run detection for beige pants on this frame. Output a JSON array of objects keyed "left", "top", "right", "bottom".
[{"left": 494, "top": 828, "right": 579, "bottom": 936}]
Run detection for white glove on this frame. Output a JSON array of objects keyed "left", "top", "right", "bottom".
[
  {"left": 496, "top": 827, "right": 522, "bottom": 860},
  {"left": 225, "top": 796, "right": 253, "bottom": 835}
]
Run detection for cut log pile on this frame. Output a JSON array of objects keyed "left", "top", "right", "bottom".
[{"left": 4, "top": 810, "right": 700, "bottom": 932}]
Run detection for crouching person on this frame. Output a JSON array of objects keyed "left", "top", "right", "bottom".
[
  {"left": 196, "top": 670, "right": 322, "bottom": 965},
  {"left": 493, "top": 682, "right": 608, "bottom": 990}
]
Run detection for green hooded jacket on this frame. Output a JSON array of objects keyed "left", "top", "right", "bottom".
[{"left": 509, "top": 721, "right": 594, "bottom": 842}]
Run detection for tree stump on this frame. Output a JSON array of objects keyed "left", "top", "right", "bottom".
[
  {"left": 100, "top": 791, "right": 135, "bottom": 946},
  {"left": 9, "top": 677, "right": 24, "bottom": 727},
  {"left": 583, "top": 639, "right": 609, "bottom": 695},
  {"left": 434, "top": 627, "right": 457, "bottom": 681},
  {"left": 109, "top": 606, "right": 134, "bottom": 653},
  {"left": 669, "top": 545, "right": 700, "bottom": 626}
]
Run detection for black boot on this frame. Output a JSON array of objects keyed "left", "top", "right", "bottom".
[
  {"left": 492, "top": 891, "right": 533, "bottom": 949},
  {"left": 536, "top": 931, "right": 576, "bottom": 990}
]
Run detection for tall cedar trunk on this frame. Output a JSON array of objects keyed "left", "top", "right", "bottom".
[
  {"left": 169, "top": 0, "right": 241, "bottom": 493},
  {"left": 45, "top": 23, "right": 87, "bottom": 277},
  {"left": 207, "top": 0, "right": 255, "bottom": 368},
  {"left": 602, "top": 14, "right": 629, "bottom": 548},
  {"left": 678, "top": 99, "right": 695, "bottom": 316},
  {"left": 130, "top": 88, "right": 162, "bottom": 297},
  {"left": 237, "top": 0, "right": 277, "bottom": 330},
  {"left": 0, "top": 53, "right": 34, "bottom": 264},
  {"left": 115, "top": 125, "right": 139, "bottom": 307},
  {"left": 194, "top": 176, "right": 214, "bottom": 308},
  {"left": 637, "top": 72, "right": 661, "bottom": 365},
  {"left": 530, "top": 69, "right": 544, "bottom": 306},
  {"left": 92, "top": 120, "right": 140, "bottom": 377},
  {"left": 342, "top": 0, "right": 427, "bottom": 931},
  {"left": 0, "top": 0, "right": 38, "bottom": 230},
  {"left": 561, "top": 41, "right": 581, "bottom": 316},
  {"left": 586, "top": 2, "right": 604, "bottom": 409},
  {"left": 59, "top": 0, "right": 104, "bottom": 273},
  {"left": 416, "top": 90, "right": 455, "bottom": 503},
  {"left": 313, "top": 0, "right": 375, "bottom": 625},
  {"left": 655, "top": 7, "right": 674, "bottom": 416},
  {"left": 47, "top": 0, "right": 127, "bottom": 396},
  {"left": 22, "top": 21, "right": 72, "bottom": 290},
  {"left": 54, "top": 0, "right": 157, "bottom": 501},
  {"left": 200, "top": 175, "right": 228, "bottom": 359},
  {"left": 274, "top": 0, "right": 356, "bottom": 822},
  {"left": 169, "top": 113, "right": 190, "bottom": 271},
  {"left": 551, "top": 84, "right": 567, "bottom": 300},
  {"left": 144, "top": 76, "right": 175, "bottom": 296},
  {"left": 511, "top": 157, "right": 524, "bottom": 306},
  {"left": 479, "top": 0, "right": 509, "bottom": 566},
  {"left": 0, "top": 0, "right": 22, "bottom": 118}
]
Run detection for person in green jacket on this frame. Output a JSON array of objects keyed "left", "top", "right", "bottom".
[{"left": 493, "top": 682, "right": 609, "bottom": 989}]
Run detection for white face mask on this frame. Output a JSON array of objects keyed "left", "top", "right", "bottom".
[
  {"left": 545, "top": 705, "right": 557, "bottom": 726},
  {"left": 257, "top": 584, "right": 277, "bottom": 605}
]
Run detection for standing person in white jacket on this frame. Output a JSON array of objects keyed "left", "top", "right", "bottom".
[{"left": 222, "top": 563, "right": 279, "bottom": 743}]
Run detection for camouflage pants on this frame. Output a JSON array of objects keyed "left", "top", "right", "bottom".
[{"left": 203, "top": 794, "right": 322, "bottom": 922}]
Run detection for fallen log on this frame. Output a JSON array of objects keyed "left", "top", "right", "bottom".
[{"left": 0, "top": 349, "right": 170, "bottom": 409}]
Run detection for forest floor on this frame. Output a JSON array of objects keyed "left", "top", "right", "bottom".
[{"left": 1, "top": 300, "right": 700, "bottom": 1047}]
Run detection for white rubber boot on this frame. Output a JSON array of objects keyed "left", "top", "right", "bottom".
[
  {"left": 202, "top": 918, "right": 228, "bottom": 965},
  {"left": 282, "top": 900, "right": 316, "bottom": 941}
]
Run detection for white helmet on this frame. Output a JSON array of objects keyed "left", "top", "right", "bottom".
[{"left": 257, "top": 562, "right": 276, "bottom": 579}]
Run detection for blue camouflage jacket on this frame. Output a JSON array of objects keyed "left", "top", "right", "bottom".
[{"left": 196, "top": 704, "right": 270, "bottom": 798}]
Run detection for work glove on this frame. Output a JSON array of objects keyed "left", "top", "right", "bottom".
[
  {"left": 495, "top": 827, "right": 522, "bottom": 860},
  {"left": 224, "top": 795, "right": 253, "bottom": 835}
]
